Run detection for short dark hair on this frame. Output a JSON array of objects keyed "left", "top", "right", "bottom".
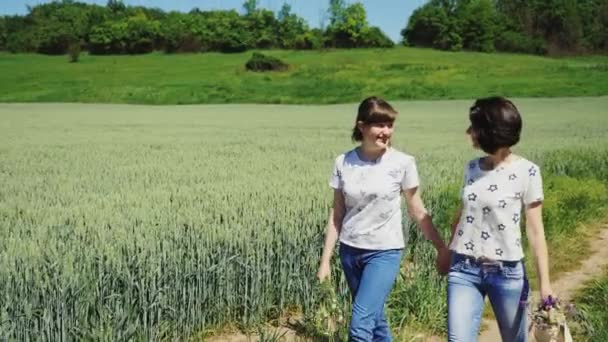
[
  {"left": 469, "top": 96, "right": 522, "bottom": 154},
  {"left": 352, "top": 96, "right": 398, "bottom": 142}
]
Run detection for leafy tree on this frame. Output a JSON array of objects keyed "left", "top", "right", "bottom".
[
  {"left": 326, "top": 2, "right": 370, "bottom": 48},
  {"left": 243, "top": 0, "right": 259, "bottom": 16},
  {"left": 457, "top": 0, "right": 497, "bottom": 52},
  {"left": 276, "top": 3, "right": 308, "bottom": 49},
  {"left": 28, "top": 2, "right": 89, "bottom": 54},
  {"left": 89, "top": 14, "right": 160, "bottom": 54},
  {"left": 200, "top": 10, "right": 250, "bottom": 52},
  {"left": 588, "top": 0, "right": 608, "bottom": 51},
  {"left": 402, "top": 3, "right": 459, "bottom": 50},
  {"left": 161, "top": 12, "right": 203, "bottom": 52},
  {"left": 0, "top": 17, "right": 7, "bottom": 50},
  {"left": 106, "top": 0, "right": 126, "bottom": 13},
  {"left": 328, "top": 0, "right": 347, "bottom": 27},
  {"left": 532, "top": 0, "right": 582, "bottom": 53},
  {"left": 243, "top": 9, "right": 279, "bottom": 48},
  {"left": 360, "top": 26, "right": 394, "bottom": 48}
]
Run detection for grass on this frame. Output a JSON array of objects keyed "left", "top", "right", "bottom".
[
  {"left": 525, "top": 175, "right": 608, "bottom": 290},
  {"left": 571, "top": 267, "right": 608, "bottom": 341},
  {"left": 0, "top": 97, "right": 607, "bottom": 339},
  {"left": 0, "top": 47, "right": 607, "bottom": 104}
]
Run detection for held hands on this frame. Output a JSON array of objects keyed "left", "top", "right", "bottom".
[{"left": 436, "top": 246, "right": 451, "bottom": 276}]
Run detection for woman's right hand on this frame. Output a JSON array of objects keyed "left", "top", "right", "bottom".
[{"left": 317, "top": 261, "right": 331, "bottom": 282}]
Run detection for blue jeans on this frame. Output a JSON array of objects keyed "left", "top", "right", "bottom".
[
  {"left": 447, "top": 253, "right": 528, "bottom": 342},
  {"left": 339, "top": 243, "right": 402, "bottom": 342}
]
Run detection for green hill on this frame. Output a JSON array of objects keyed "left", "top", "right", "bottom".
[{"left": 1, "top": 47, "right": 607, "bottom": 104}]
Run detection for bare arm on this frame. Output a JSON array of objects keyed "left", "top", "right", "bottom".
[
  {"left": 317, "top": 189, "right": 346, "bottom": 281},
  {"left": 447, "top": 206, "right": 462, "bottom": 248},
  {"left": 525, "top": 202, "right": 553, "bottom": 299},
  {"left": 403, "top": 187, "right": 447, "bottom": 251}
]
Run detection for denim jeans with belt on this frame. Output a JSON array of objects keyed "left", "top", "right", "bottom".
[
  {"left": 447, "top": 252, "right": 529, "bottom": 342},
  {"left": 339, "top": 243, "right": 402, "bottom": 342}
]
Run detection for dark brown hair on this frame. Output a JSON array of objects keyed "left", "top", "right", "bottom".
[
  {"left": 352, "top": 96, "right": 398, "bottom": 141},
  {"left": 468, "top": 96, "right": 522, "bottom": 154}
]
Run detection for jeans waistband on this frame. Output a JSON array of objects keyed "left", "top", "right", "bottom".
[
  {"left": 453, "top": 252, "right": 522, "bottom": 267},
  {"left": 340, "top": 242, "right": 402, "bottom": 254}
]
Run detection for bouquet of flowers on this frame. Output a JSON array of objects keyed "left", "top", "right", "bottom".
[
  {"left": 312, "top": 281, "right": 345, "bottom": 337},
  {"left": 530, "top": 296, "right": 573, "bottom": 342}
]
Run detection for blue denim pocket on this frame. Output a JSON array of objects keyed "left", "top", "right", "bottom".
[
  {"left": 450, "top": 253, "right": 481, "bottom": 275},
  {"left": 449, "top": 259, "right": 466, "bottom": 273},
  {"left": 501, "top": 262, "right": 524, "bottom": 279}
]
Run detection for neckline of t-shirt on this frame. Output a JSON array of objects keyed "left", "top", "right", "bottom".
[
  {"left": 476, "top": 155, "right": 526, "bottom": 173},
  {"left": 354, "top": 147, "right": 393, "bottom": 164}
]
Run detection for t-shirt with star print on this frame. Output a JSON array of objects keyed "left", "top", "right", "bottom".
[
  {"left": 329, "top": 147, "right": 419, "bottom": 250},
  {"left": 449, "top": 157, "right": 544, "bottom": 261}
]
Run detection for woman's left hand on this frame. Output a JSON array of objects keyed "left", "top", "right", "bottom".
[{"left": 540, "top": 285, "right": 555, "bottom": 307}]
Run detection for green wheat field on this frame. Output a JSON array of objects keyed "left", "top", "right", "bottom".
[{"left": 0, "top": 97, "right": 607, "bottom": 340}]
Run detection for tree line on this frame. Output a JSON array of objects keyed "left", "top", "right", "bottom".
[
  {"left": 402, "top": 0, "right": 608, "bottom": 55},
  {"left": 1, "top": 0, "right": 606, "bottom": 56},
  {"left": 0, "top": 0, "right": 393, "bottom": 55}
]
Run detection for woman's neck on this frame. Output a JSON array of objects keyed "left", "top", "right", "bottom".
[
  {"left": 483, "top": 148, "right": 513, "bottom": 170},
  {"left": 358, "top": 143, "right": 387, "bottom": 162}
]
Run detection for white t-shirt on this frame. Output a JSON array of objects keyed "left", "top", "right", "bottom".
[
  {"left": 329, "top": 147, "right": 419, "bottom": 250},
  {"left": 449, "top": 157, "right": 544, "bottom": 261}
]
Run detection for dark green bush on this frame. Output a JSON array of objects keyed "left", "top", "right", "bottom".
[{"left": 245, "top": 52, "right": 288, "bottom": 72}]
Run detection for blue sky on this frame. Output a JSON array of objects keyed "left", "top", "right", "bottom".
[{"left": 1, "top": 0, "right": 427, "bottom": 42}]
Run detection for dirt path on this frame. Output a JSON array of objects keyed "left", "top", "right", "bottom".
[
  {"left": 205, "top": 327, "right": 298, "bottom": 342},
  {"left": 478, "top": 222, "right": 608, "bottom": 342}
]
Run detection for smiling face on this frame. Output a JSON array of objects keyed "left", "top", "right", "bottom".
[
  {"left": 359, "top": 121, "right": 394, "bottom": 151},
  {"left": 351, "top": 97, "right": 398, "bottom": 148}
]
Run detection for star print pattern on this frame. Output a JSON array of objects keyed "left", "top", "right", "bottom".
[
  {"left": 388, "top": 168, "right": 401, "bottom": 179},
  {"left": 512, "top": 213, "right": 520, "bottom": 224},
  {"left": 465, "top": 241, "right": 475, "bottom": 250},
  {"left": 452, "top": 157, "right": 544, "bottom": 261}
]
